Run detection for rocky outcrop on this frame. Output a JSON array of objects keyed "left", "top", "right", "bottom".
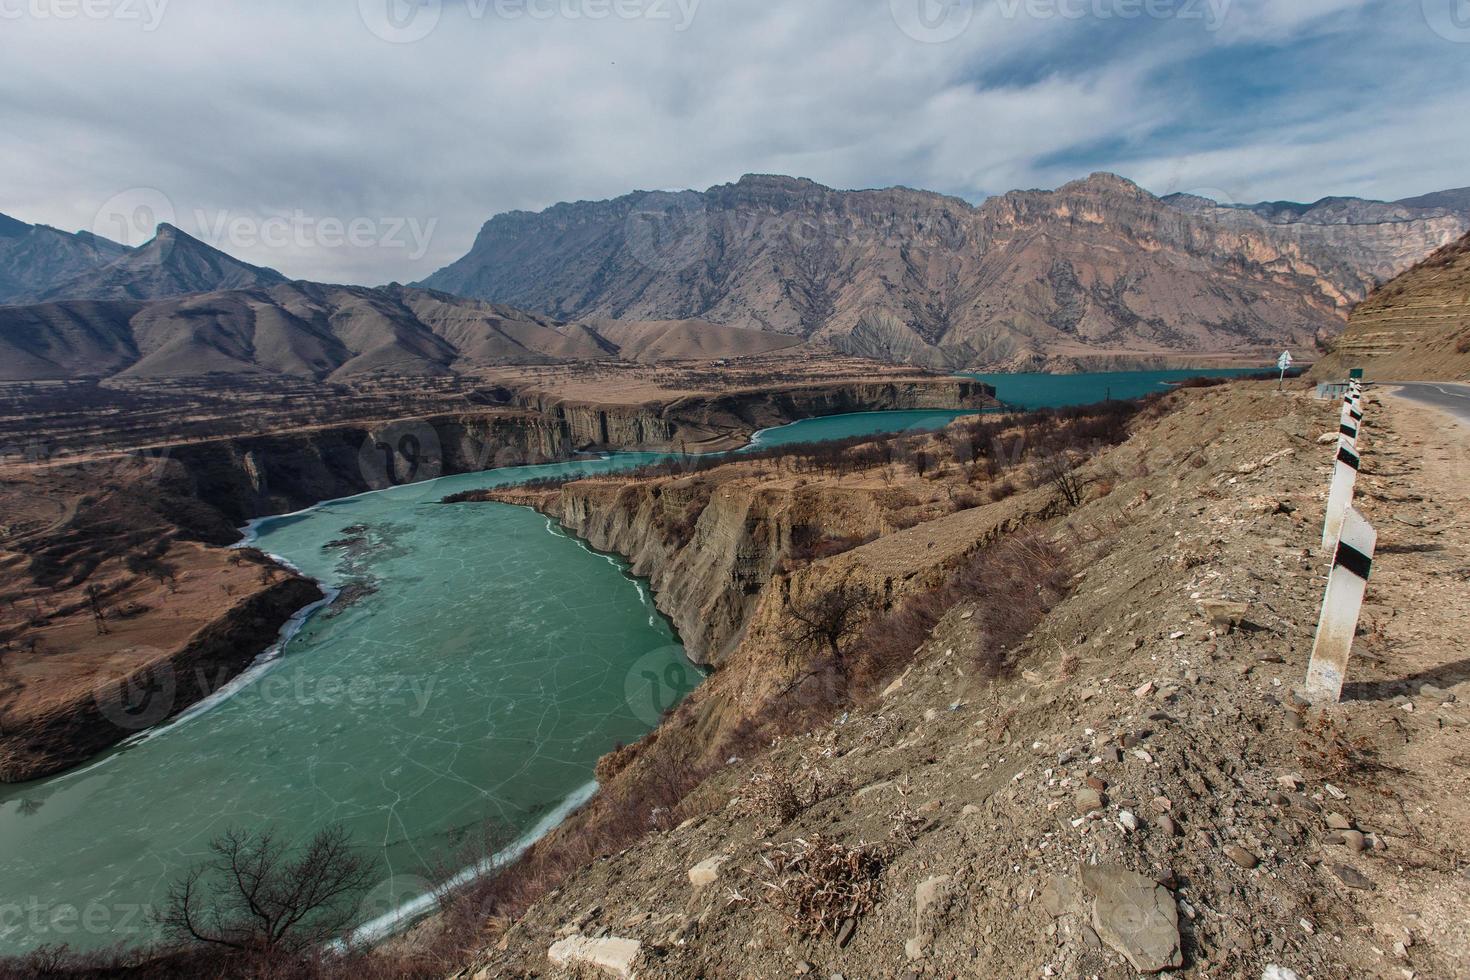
[{"left": 420, "top": 173, "right": 1470, "bottom": 370}]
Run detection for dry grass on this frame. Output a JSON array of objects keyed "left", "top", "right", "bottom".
[{"left": 751, "top": 834, "right": 890, "bottom": 938}]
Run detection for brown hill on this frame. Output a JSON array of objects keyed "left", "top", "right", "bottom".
[
  {"left": 420, "top": 173, "right": 1470, "bottom": 370},
  {"left": 1311, "top": 231, "right": 1470, "bottom": 381},
  {"left": 0, "top": 282, "right": 799, "bottom": 381}
]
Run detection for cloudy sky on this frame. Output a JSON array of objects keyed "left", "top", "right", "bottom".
[{"left": 2, "top": 0, "right": 1467, "bottom": 284}]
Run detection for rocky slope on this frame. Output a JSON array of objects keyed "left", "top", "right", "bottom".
[
  {"left": 1311, "top": 231, "right": 1470, "bottom": 381},
  {"left": 420, "top": 174, "right": 1470, "bottom": 371},
  {"left": 0, "top": 214, "right": 129, "bottom": 305},
  {"left": 443, "top": 383, "right": 1470, "bottom": 980},
  {"left": 0, "top": 281, "right": 806, "bottom": 381}
]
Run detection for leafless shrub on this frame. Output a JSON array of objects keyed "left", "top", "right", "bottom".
[
  {"left": 752, "top": 834, "right": 889, "bottom": 937},
  {"left": 1034, "top": 452, "right": 1085, "bottom": 508}
]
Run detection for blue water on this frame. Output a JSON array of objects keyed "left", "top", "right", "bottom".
[{"left": 965, "top": 368, "right": 1268, "bottom": 410}]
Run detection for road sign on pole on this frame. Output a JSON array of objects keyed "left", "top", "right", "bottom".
[{"left": 1277, "top": 351, "right": 1293, "bottom": 390}]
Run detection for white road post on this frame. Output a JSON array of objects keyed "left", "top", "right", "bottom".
[
  {"left": 1321, "top": 440, "right": 1362, "bottom": 553},
  {"left": 1304, "top": 506, "right": 1378, "bottom": 705}
]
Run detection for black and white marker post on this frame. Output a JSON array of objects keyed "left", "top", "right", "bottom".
[
  {"left": 1304, "top": 506, "right": 1378, "bottom": 705},
  {"left": 1322, "top": 383, "right": 1366, "bottom": 552}
]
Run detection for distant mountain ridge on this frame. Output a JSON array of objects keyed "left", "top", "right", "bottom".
[
  {"left": 421, "top": 173, "right": 1470, "bottom": 371},
  {"left": 0, "top": 216, "right": 287, "bottom": 306},
  {"left": 0, "top": 282, "right": 800, "bottom": 381},
  {"left": 0, "top": 217, "right": 130, "bottom": 305}
]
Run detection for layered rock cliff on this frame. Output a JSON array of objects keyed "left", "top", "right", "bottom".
[
  {"left": 168, "top": 379, "right": 994, "bottom": 525},
  {"left": 420, "top": 173, "right": 1470, "bottom": 370},
  {"left": 1311, "top": 231, "right": 1470, "bottom": 381}
]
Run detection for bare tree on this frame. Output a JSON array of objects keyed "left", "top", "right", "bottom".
[
  {"left": 784, "top": 581, "right": 876, "bottom": 678},
  {"left": 85, "top": 584, "right": 109, "bottom": 635},
  {"left": 1036, "top": 452, "right": 1085, "bottom": 509},
  {"left": 158, "top": 823, "right": 377, "bottom": 955}
]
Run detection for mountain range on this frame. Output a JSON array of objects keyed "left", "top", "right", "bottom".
[
  {"left": 420, "top": 174, "right": 1470, "bottom": 371},
  {"left": 0, "top": 217, "right": 283, "bottom": 305},
  {"left": 5, "top": 174, "right": 1470, "bottom": 376},
  {"left": 0, "top": 281, "right": 798, "bottom": 382}
]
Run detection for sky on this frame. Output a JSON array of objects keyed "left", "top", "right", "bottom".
[{"left": 1, "top": 0, "right": 1467, "bottom": 285}]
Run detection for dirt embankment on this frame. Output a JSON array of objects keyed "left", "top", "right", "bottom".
[{"left": 446, "top": 383, "right": 1470, "bottom": 979}]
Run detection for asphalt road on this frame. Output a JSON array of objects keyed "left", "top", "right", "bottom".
[{"left": 1383, "top": 381, "right": 1470, "bottom": 424}]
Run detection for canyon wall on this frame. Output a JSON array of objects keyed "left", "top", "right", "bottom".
[{"left": 167, "top": 379, "right": 994, "bottom": 526}]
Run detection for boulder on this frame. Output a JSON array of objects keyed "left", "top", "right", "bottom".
[
  {"left": 547, "top": 936, "right": 643, "bottom": 979},
  {"left": 1080, "top": 864, "right": 1182, "bottom": 974}
]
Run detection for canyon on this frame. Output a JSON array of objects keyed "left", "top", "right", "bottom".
[
  {"left": 437, "top": 380, "right": 1470, "bottom": 980},
  {"left": 0, "top": 362, "right": 993, "bottom": 782}
]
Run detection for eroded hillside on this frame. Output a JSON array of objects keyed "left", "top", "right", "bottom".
[{"left": 427, "top": 383, "right": 1470, "bottom": 979}]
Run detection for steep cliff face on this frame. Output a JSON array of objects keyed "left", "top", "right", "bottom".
[
  {"left": 421, "top": 173, "right": 1470, "bottom": 370},
  {"left": 524, "top": 477, "right": 893, "bottom": 665},
  {"left": 168, "top": 380, "right": 993, "bottom": 525},
  {"left": 1311, "top": 231, "right": 1470, "bottom": 381}
]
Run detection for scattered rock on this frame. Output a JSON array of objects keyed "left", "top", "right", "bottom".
[
  {"left": 1263, "top": 967, "right": 1302, "bottom": 980},
  {"left": 1329, "top": 864, "right": 1374, "bottom": 890},
  {"left": 1199, "top": 599, "right": 1250, "bottom": 632},
  {"left": 1075, "top": 788, "right": 1105, "bottom": 814},
  {"left": 1224, "top": 845, "right": 1260, "bottom": 870},
  {"left": 547, "top": 936, "right": 643, "bottom": 979},
  {"left": 1325, "top": 812, "right": 1353, "bottom": 831},
  {"left": 1080, "top": 864, "right": 1183, "bottom": 974},
  {"left": 836, "top": 917, "right": 857, "bottom": 948},
  {"left": 688, "top": 856, "right": 726, "bottom": 888},
  {"left": 912, "top": 874, "right": 953, "bottom": 948},
  {"left": 1157, "top": 815, "right": 1178, "bottom": 837},
  {"left": 1340, "top": 830, "right": 1367, "bottom": 853}
]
